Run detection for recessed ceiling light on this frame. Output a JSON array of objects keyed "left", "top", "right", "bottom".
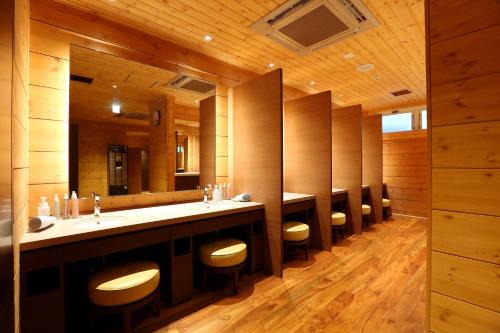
[
  {"left": 357, "top": 63, "right": 374, "bottom": 72},
  {"left": 195, "top": 99, "right": 199, "bottom": 103},
  {"left": 112, "top": 84, "right": 117, "bottom": 88},
  {"left": 374, "top": 75, "right": 381, "bottom": 80},
  {"left": 343, "top": 53, "right": 354, "bottom": 59},
  {"left": 112, "top": 103, "right": 121, "bottom": 114},
  {"left": 203, "top": 35, "right": 213, "bottom": 42},
  {"left": 309, "top": 81, "right": 315, "bottom": 86},
  {"left": 268, "top": 63, "right": 275, "bottom": 68},
  {"left": 338, "top": 94, "right": 343, "bottom": 97}
]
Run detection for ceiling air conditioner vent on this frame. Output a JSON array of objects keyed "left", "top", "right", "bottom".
[
  {"left": 251, "top": 0, "right": 379, "bottom": 55},
  {"left": 390, "top": 89, "right": 411, "bottom": 97},
  {"left": 114, "top": 112, "right": 149, "bottom": 120},
  {"left": 165, "top": 75, "right": 215, "bottom": 96}
]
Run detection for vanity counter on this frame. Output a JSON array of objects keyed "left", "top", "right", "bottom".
[
  {"left": 331, "top": 188, "right": 348, "bottom": 195},
  {"left": 283, "top": 192, "right": 315, "bottom": 205},
  {"left": 21, "top": 200, "right": 264, "bottom": 252}
]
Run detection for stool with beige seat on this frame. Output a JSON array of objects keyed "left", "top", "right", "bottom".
[
  {"left": 382, "top": 198, "right": 392, "bottom": 219},
  {"left": 199, "top": 238, "right": 247, "bottom": 295},
  {"left": 88, "top": 260, "right": 161, "bottom": 332},
  {"left": 362, "top": 204, "right": 372, "bottom": 228},
  {"left": 283, "top": 221, "right": 310, "bottom": 261},
  {"left": 331, "top": 211, "right": 346, "bottom": 243}
]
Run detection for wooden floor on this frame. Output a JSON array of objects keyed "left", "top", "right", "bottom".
[{"left": 155, "top": 215, "right": 427, "bottom": 333}]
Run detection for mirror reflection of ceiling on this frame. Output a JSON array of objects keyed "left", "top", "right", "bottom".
[
  {"left": 70, "top": 46, "right": 206, "bottom": 126},
  {"left": 58, "top": 0, "right": 425, "bottom": 112}
]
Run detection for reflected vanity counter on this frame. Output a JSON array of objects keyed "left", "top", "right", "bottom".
[
  {"left": 174, "top": 172, "right": 200, "bottom": 191},
  {"left": 20, "top": 200, "right": 265, "bottom": 333}
]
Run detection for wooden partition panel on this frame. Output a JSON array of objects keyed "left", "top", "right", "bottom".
[
  {"left": 332, "top": 105, "right": 362, "bottom": 234},
  {"left": 427, "top": 1, "right": 500, "bottom": 331},
  {"left": 284, "top": 91, "right": 332, "bottom": 250},
  {"left": 230, "top": 69, "right": 283, "bottom": 276},
  {"left": 199, "top": 95, "right": 216, "bottom": 186},
  {"left": 362, "top": 115, "right": 383, "bottom": 224}
]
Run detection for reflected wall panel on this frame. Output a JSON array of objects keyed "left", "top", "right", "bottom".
[
  {"left": 230, "top": 69, "right": 283, "bottom": 276},
  {"left": 284, "top": 91, "right": 332, "bottom": 250},
  {"left": 362, "top": 115, "right": 383, "bottom": 224},
  {"left": 332, "top": 105, "right": 362, "bottom": 234},
  {"left": 199, "top": 95, "right": 216, "bottom": 186}
]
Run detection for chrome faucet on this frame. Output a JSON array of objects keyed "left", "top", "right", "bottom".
[{"left": 92, "top": 192, "right": 101, "bottom": 217}]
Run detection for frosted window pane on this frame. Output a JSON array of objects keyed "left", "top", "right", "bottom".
[{"left": 382, "top": 113, "right": 412, "bottom": 133}]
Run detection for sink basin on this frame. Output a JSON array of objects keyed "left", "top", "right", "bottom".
[{"left": 75, "top": 216, "right": 127, "bottom": 229}]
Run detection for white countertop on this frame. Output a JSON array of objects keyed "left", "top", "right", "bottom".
[
  {"left": 175, "top": 172, "right": 200, "bottom": 177},
  {"left": 331, "top": 188, "right": 348, "bottom": 195},
  {"left": 21, "top": 200, "right": 264, "bottom": 252},
  {"left": 283, "top": 192, "right": 315, "bottom": 204},
  {"left": 362, "top": 184, "right": 370, "bottom": 189}
]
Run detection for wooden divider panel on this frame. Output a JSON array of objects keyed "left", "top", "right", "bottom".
[
  {"left": 230, "top": 69, "right": 283, "bottom": 276},
  {"left": 199, "top": 95, "right": 216, "bottom": 187},
  {"left": 284, "top": 91, "right": 332, "bottom": 250},
  {"left": 332, "top": 105, "right": 362, "bottom": 234},
  {"left": 362, "top": 115, "right": 383, "bottom": 224}
]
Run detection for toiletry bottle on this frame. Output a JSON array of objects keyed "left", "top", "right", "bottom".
[
  {"left": 213, "top": 185, "right": 220, "bottom": 203},
  {"left": 203, "top": 186, "right": 209, "bottom": 204},
  {"left": 227, "top": 183, "right": 232, "bottom": 199},
  {"left": 71, "top": 191, "right": 79, "bottom": 218},
  {"left": 53, "top": 193, "right": 61, "bottom": 219},
  {"left": 222, "top": 183, "right": 227, "bottom": 200},
  {"left": 63, "top": 193, "right": 70, "bottom": 219},
  {"left": 37, "top": 197, "right": 50, "bottom": 216}
]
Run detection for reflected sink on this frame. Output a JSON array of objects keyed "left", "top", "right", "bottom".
[{"left": 75, "top": 216, "right": 127, "bottom": 229}]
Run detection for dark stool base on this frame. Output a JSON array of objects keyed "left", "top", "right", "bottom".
[
  {"left": 89, "top": 288, "right": 160, "bottom": 333},
  {"left": 383, "top": 206, "right": 392, "bottom": 220},
  {"left": 332, "top": 224, "right": 346, "bottom": 243},
  {"left": 283, "top": 238, "right": 309, "bottom": 262},
  {"left": 202, "top": 261, "right": 245, "bottom": 296},
  {"left": 362, "top": 214, "right": 372, "bottom": 229}
]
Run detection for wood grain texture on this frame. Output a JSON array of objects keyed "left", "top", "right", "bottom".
[
  {"left": 150, "top": 215, "right": 427, "bottom": 333},
  {"left": 362, "top": 115, "right": 383, "bottom": 223},
  {"left": 383, "top": 133, "right": 428, "bottom": 217},
  {"left": 433, "top": 120, "right": 500, "bottom": 168},
  {"left": 431, "top": 251, "right": 500, "bottom": 312},
  {"left": 230, "top": 69, "right": 283, "bottom": 276},
  {"left": 432, "top": 210, "right": 500, "bottom": 265},
  {"left": 284, "top": 91, "right": 332, "bottom": 250},
  {"left": 332, "top": 105, "right": 362, "bottom": 234},
  {"left": 432, "top": 168, "right": 500, "bottom": 216},
  {"left": 430, "top": 292, "right": 500, "bottom": 333},
  {"left": 199, "top": 95, "right": 216, "bottom": 187}
]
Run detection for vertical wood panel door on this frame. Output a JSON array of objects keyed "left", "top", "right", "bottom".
[
  {"left": 199, "top": 95, "right": 216, "bottom": 187},
  {"left": 284, "top": 91, "right": 332, "bottom": 250},
  {"left": 230, "top": 69, "right": 283, "bottom": 277},
  {"left": 363, "top": 115, "right": 383, "bottom": 224},
  {"left": 332, "top": 105, "right": 363, "bottom": 234}
]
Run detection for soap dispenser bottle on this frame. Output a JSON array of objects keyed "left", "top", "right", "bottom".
[
  {"left": 71, "top": 191, "right": 79, "bottom": 218},
  {"left": 37, "top": 197, "right": 50, "bottom": 217},
  {"left": 213, "top": 185, "right": 220, "bottom": 203},
  {"left": 63, "top": 193, "right": 70, "bottom": 219},
  {"left": 53, "top": 193, "right": 61, "bottom": 219}
]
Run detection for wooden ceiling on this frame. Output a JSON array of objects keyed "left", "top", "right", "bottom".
[
  {"left": 70, "top": 45, "right": 203, "bottom": 126},
  {"left": 56, "top": 0, "right": 425, "bottom": 112}
]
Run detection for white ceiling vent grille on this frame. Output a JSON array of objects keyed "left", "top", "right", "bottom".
[
  {"left": 250, "top": 0, "right": 379, "bottom": 55},
  {"left": 165, "top": 75, "right": 215, "bottom": 96}
]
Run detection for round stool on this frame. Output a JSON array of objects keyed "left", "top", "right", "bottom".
[
  {"left": 331, "top": 212, "right": 346, "bottom": 243},
  {"left": 362, "top": 204, "right": 372, "bottom": 228},
  {"left": 382, "top": 198, "right": 392, "bottom": 219},
  {"left": 88, "top": 260, "right": 160, "bottom": 332},
  {"left": 199, "top": 238, "right": 247, "bottom": 295},
  {"left": 283, "top": 221, "right": 309, "bottom": 261}
]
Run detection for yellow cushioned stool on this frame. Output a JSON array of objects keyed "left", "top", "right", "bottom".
[
  {"left": 331, "top": 212, "right": 347, "bottom": 243},
  {"left": 382, "top": 198, "right": 392, "bottom": 219},
  {"left": 199, "top": 238, "right": 247, "bottom": 295},
  {"left": 362, "top": 204, "right": 372, "bottom": 228},
  {"left": 88, "top": 261, "right": 160, "bottom": 332},
  {"left": 283, "top": 221, "right": 310, "bottom": 261},
  {"left": 382, "top": 198, "right": 391, "bottom": 208}
]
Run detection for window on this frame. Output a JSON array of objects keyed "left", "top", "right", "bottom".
[
  {"left": 421, "top": 110, "right": 427, "bottom": 129},
  {"left": 382, "top": 113, "right": 413, "bottom": 133}
]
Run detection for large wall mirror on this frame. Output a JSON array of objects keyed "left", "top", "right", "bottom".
[{"left": 68, "top": 45, "right": 216, "bottom": 199}]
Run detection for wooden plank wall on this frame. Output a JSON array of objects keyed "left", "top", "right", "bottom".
[
  {"left": 383, "top": 130, "right": 427, "bottom": 217},
  {"left": 362, "top": 115, "right": 383, "bottom": 223},
  {"left": 199, "top": 95, "right": 216, "bottom": 186},
  {"left": 215, "top": 86, "right": 229, "bottom": 186},
  {"left": 427, "top": 0, "right": 500, "bottom": 332},
  {"left": 230, "top": 69, "right": 283, "bottom": 277},
  {"left": 1, "top": 0, "right": 30, "bottom": 331},
  {"left": 284, "top": 91, "right": 332, "bottom": 250},
  {"left": 332, "top": 105, "right": 363, "bottom": 234}
]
